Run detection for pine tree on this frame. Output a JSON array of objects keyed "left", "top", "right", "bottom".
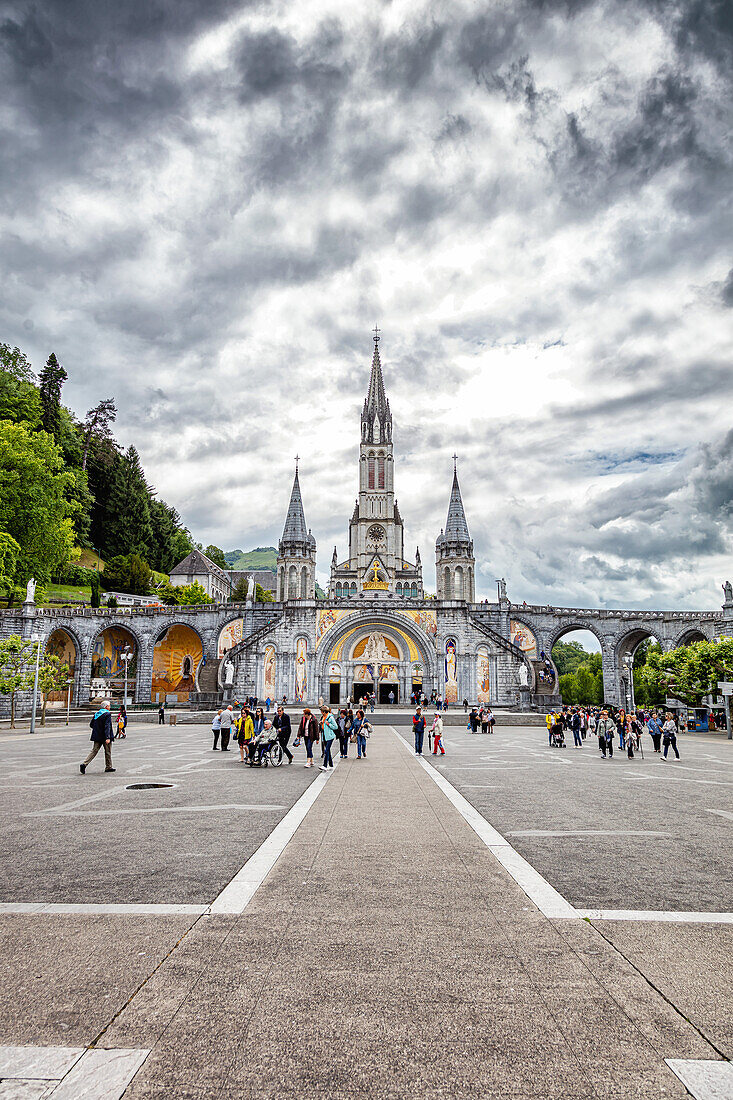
[
  {"left": 82, "top": 398, "right": 117, "bottom": 471},
  {"left": 108, "top": 446, "right": 153, "bottom": 557},
  {"left": 38, "top": 353, "right": 67, "bottom": 439}
]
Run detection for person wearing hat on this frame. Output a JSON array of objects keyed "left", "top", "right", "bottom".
[{"left": 80, "top": 701, "right": 115, "bottom": 774}]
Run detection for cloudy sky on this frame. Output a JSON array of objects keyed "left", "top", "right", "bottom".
[{"left": 2, "top": 0, "right": 732, "bottom": 610}]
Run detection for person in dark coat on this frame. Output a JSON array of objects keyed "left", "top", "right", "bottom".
[
  {"left": 80, "top": 701, "right": 115, "bottom": 773},
  {"left": 272, "top": 705, "right": 293, "bottom": 763},
  {"left": 412, "top": 708, "right": 426, "bottom": 755}
]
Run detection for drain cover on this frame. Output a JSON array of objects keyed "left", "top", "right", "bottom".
[{"left": 126, "top": 783, "right": 174, "bottom": 790}]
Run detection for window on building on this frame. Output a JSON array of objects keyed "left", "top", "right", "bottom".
[
  {"left": 368, "top": 456, "right": 375, "bottom": 489},
  {"left": 378, "top": 458, "right": 385, "bottom": 488}
]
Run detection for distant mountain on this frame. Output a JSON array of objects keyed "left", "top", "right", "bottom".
[{"left": 225, "top": 546, "right": 277, "bottom": 572}]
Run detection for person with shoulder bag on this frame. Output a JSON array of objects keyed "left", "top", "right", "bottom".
[
  {"left": 298, "top": 708, "right": 318, "bottom": 768},
  {"left": 320, "top": 706, "right": 338, "bottom": 770}
]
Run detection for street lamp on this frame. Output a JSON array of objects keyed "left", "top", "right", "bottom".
[
  {"left": 65, "top": 677, "right": 74, "bottom": 726},
  {"left": 623, "top": 654, "right": 634, "bottom": 712},
  {"left": 121, "top": 646, "right": 133, "bottom": 710},
  {"left": 29, "top": 633, "right": 42, "bottom": 735}
]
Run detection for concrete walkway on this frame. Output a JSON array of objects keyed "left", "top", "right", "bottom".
[{"left": 82, "top": 725, "right": 723, "bottom": 1098}]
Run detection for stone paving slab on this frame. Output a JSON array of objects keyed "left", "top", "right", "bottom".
[{"left": 95, "top": 726, "right": 719, "bottom": 1098}]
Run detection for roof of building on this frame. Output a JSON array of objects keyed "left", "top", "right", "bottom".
[
  {"left": 362, "top": 335, "right": 392, "bottom": 432},
  {"left": 170, "top": 549, "right": 231, "bottom": 584},
  {"left": 281, "top": 467, "right": 315, "bottom": 548},
  {"left": 437, "top": 466, "right": 471, "bottom": 546}
]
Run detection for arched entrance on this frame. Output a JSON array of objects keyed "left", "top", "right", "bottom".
[
  {"left": 614, "top": 628, "right": 664, "bottom": 711},
  {"left": 90, "top": 626, "right": 138, "bottom": 704},
  {"left": 45, "top": 628, "right": 78, "bottom": 707},
  {"left": 152, "top": 623, "right": 203, "bottom": 704},
  {"left": 549, "top": 624, "right": 604, "bottom": 705},
  {"left": 316, "top": 614, "right": 437, "bottom": 705}
]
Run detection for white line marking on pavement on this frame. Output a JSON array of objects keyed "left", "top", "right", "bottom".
[
  {"left": 509, "top": 830, "right": 671, "bottom": 838},
  {"left": 208, "top": 768, "right": 335, "bottom": 915},
  {"left": 705, "top": 808, "right": 733, "bottom": 822},
  {"left": 578, "top": 909, "right": 733, "bottom": 924},
  {"left": 0, "top": 902, "right": 208, "bottom": 916},
  {"left": 391, "top": 730, "right": 577, "bottom": 920},
  {"left": 665, "top": 1058, "right": 733, "bottom": 1098},
  {"left": 35, "top": 803, "right": 287, "bottom": 817}
]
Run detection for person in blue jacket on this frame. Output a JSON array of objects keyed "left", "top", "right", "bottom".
[
  {"left": 319, "top": 706, "right": 338, "bottom": 770},
  {"left": 80, "top": 701, "right": 115, "bottom": 774}
]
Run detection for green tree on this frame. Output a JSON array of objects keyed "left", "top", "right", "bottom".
[
  {"left": 159, "top": 580, "right": 210, "bottom": 605},
  {"left": 0, "top": 343, "right": 41, "bottom": 427},
  {"left": 641, "top": 637, "right": 733, "bottom": 706},
  {"left": 37, "top": 652, "right": 71, "bottom": 726},
  {"left": 0, "top": 421, "right": 75, "bottom": 585},
  {"left": 81, "top": 398, "right": 117, "bottom": 471},
  {"left": 90, "top": 572, "right": 101, "bottom": 607},
  {"left": 0, "top": 635, "right": 35, "bottom": 728},
  {"left": 102, "top": 553, "right": 151, "bottom": 595},
  {"left": 552, "top": 640, "right": 596, "bottom": 677},
  {"left": 230, "top": 577, "right": 274, "bottom": 603},
  {"left": 108, "top": 446, "right": 153, "bottom": 557},
  {"left": 0, "top": 531, "right": 22, "bottom": 605},
  {"left": 38, "top": 352, "right": 67, "bottom": 439},
  {"left": 205, "top": 545, "right": 228, "bottom": 570}
]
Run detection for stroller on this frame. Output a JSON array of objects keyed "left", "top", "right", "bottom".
[
  {"left": 550, "top": 724, "right": 566, "bottom": 748},
  {"left": 248, "top": 729, "right": 283, "bottom": 767}
]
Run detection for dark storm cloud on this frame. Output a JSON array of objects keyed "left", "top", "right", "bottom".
[{"left": 1, "top": 0, "right": 732, "bottom": 604}]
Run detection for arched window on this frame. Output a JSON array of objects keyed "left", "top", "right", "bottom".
[
  {"left": 350, "top": 582, "right": 357, "bottom": 594},
  {"left": 335, "top": 584, "right": 342, "bottom": 598},
  {"left": 454, "top": 566, "right": 464, "bottom": 601},
  {"left": 443, "top": 567, "right": 450, "bottom": 599},
  {"left": 288, "top": 565, "right": 297, "bottom": 600},
  {"left": 411, "top": 582, "right": 418, "bottom": 597},
  {"left": 300, "top": 567, "right": 308, "bottom": 598},
  {"left": 378, "top": 458, "right": 385, "bottom": 489},
  {"left": 368, "top": 455, "right": 375, "bottom": 489},
  {"left": 396, "top": 582, "right": 402, "bottom": 595}
]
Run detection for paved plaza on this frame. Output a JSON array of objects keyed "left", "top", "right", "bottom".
[{"left": 0, "top": 720, "right": 731, "bottom": 1098}]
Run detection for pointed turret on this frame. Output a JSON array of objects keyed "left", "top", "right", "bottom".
[
  {"left": 277, "top": 462, "right": 316, "bottom": 601},
  {"left": 281, "top": 467, "right": 309, "bottom": 546},
  {"left": 436, "top": 457, "right": 475, "bottom": 602},
  {"left": 444, "top": 466, "right": 471, "bottom": 544}
]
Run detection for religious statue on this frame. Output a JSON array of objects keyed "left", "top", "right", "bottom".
[
  {"left": 245, "top": 576, "right": 253, "bottom": 602},
  {"left": 723, "top": 581, "right": 733, "bottom": 603},
  {"left": 223, "top": 659, "right": 234, "bottom": 686},
  {"left": 518, "top": 663, "right": 529, "bottom": 687},
  {"left": 362, "top": 631, "right": 391, "bottom": 661},
  {"left": 498, "top": 577, "right": 507, "bottom": 601},
  {"left": 25, "top": 577, "right": 36, "bottom": 603}
]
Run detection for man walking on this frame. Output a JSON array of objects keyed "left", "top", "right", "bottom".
[
  {"left": 158, "top": 703, "right": 165, "bottom": 725},
  {"left": 413, "top": 707, "right": 426, "bottom": 755},
  {"left": 80, "top": 701, "right": 115, "bottom": 774},
  {"left": 219, "top": 705, "right": 234, "bottom": 751},
  {"left": 571, "top": 710, "right": 582, "bottom": 748},
  {"left": 273, "top": 704, "right": 293, "bottom": 763}
]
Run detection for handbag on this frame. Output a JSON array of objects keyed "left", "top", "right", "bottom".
[{"left": 349, "top": 734, "right": 357, "bottom": 743}]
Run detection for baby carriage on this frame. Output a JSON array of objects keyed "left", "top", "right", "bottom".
[
  {"left": 248, "top": 730, "right": 283, "bottom": 767},
  {"left": 550, "top": 725, "right": 566, "bottom": 748}
]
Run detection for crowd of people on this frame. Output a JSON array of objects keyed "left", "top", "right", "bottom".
[
  {"left": 210, "top": 702, "right": 375, "bottom": 768},
  {"left": 545, "top": 706, "right": 682, "bottom": 759}
]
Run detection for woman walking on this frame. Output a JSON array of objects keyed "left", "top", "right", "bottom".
[
  {"left": 320, "top": 706, "right": 338, "bottom": 770},
  {"left": 431, "top": 712, "right": 445, "bottom": 755},
  {"left": 336, "top": 708, "right": 351, "bottom": 759},
  {"left": 662, "top": 713, "right": 680, "bottom": 760},
  {"left": 298, "top": 708, "right": 319, "bottom": 768},
  {"left": 352, "top": 708, "right": 368, "bottom": 759}
]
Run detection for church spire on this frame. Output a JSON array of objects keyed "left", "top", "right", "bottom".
[
  {"left": 361, "top": 327, "right": 392, "bottom": 443},
  {"left": 444, "top": 459, "right": 471, "bottom": 544},
  {"left": 281, "top": 464, "right": 309, "bottom": 546}
]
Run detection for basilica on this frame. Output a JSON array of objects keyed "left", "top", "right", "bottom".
[{"left": 5, "top": 335, "right": 722, "bottom": 722}]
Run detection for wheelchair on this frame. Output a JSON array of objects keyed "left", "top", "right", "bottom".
[{"left": 248, "top": 733, "right": 284, "bottom": 767}]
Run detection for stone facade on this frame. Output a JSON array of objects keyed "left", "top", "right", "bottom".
[{"left": 0, "top": 336, "right": 727, "bottom": 718}]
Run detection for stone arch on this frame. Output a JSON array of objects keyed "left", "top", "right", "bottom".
[
  {"left": 278, "top": 566, "right": 285, "bottom": 602},
  {"left": 45, "top": 626, "right": 82, "bottom": 705},
  {"left": 300, "top": 566, "right": 308, "bottom": 599},
  {"left": 314, "top": 611, "right": 438, "bottom": 698},
  {"left": 443, "top": 566, "right": 451, "bottom": 600},
  {"left": 454, "top": 565, "right": 464, "bottom": 601},
  {"left": 89, "top": 622, "right": 143, "bottom": 705},
  {"left": 613, "top": 625, "right": 665, "bottom": 711},
  {"left": 288, "top": 565, "right": 298, "bottom": 599},
  {"left": 152, "top": 621, "right": 204, "bottom": 703},
  {"left": 671, "top": 626, "right": 710, "bottom": 649},
  {"left": 546, "top": 620, "right": 606, "bottom": 655}
]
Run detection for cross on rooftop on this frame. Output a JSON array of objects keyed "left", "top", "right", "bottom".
[{"left": 373, "top": 324, "right": 380, "bottom": 343}]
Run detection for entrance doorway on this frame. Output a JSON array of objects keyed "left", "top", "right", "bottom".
[
  {"left": 379, "top": 683, "right": 398, "bottom": 704},
  {"left": 411, "top": 680, "right": 422, "bottom": 701},
  {"left": 352, "top": 682, "right": 373, "bottom": 704},
  {"left": 329, "top": 682, "right": 340, "bottom": 705}
]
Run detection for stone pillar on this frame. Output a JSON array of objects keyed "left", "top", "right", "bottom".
[
  {"left": 518, "top": 685, "right": 531, "bottom": 711},
  {"left": 135, "top": 635, "right": 154, "bottom": 704},
  {"left": 601, "top": 645, "right": 619, "bottom": 707}
]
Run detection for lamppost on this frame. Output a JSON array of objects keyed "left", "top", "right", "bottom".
[
  {"left": 623, "top": 654, "right": 634, "bottom": 712},
  {"left": 65, "top": 677, "right": 74, "bottom": 726},
  {"left": 121, "top": 646, "right": 133, "bottom": 710},
  {"left": 29, "top": 633, "right": 42, "bottom": 735}
]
